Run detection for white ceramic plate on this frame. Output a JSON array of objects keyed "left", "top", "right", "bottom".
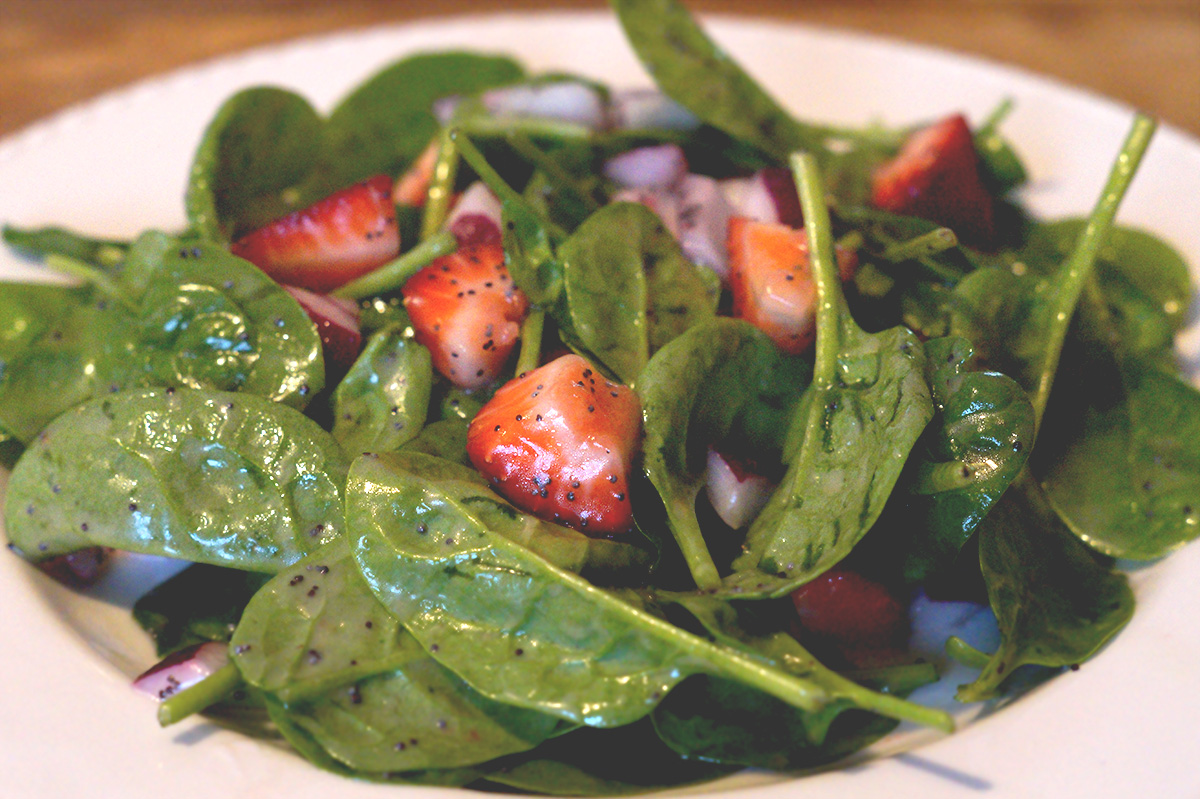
[{"left": 1, "top": 11, "right": 1198, "bottom": 799}]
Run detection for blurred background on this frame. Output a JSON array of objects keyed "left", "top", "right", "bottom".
[{"left": 2, "top": 0, "right": 1198, "bottom": 138}]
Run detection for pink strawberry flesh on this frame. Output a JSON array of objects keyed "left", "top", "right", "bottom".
[
  {"left": 231, "top": 174, "right": 400, "bottom": 293},
  {"left": 466, "top": 354, "right": 642, "bottom": 536},
  {"left": 402, "top": 242, "right": 528, "bottom": 389}
]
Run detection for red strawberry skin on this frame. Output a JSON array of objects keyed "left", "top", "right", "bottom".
[
  {"left": 726, "top": 216, "right": 857, "bottom": 354},
  {"left": 402, "top": 243, "right": 528, "bottom": 389},
  {"left": 231, "top": 175, "right": 400, "bottom": 293},
  {"left": 466, "top": 354, "right": 642, "bottom": 536},
  {"left": 790, "top": 568, "right": 910, "bottom": 668},
  {"left": 870, "top": 114, "right": 996, "bottom": 247}
]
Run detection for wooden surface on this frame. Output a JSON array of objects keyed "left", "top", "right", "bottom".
[{"left": 2, "top": 0, "right": 1198, "bottom": 139}]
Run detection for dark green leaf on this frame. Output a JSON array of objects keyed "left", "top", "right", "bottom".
[{"left": 332, "top": 326, "right": 432, "bottom": 454}]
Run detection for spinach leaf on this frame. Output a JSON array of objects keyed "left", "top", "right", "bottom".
[
  {"left": 0, "top": 233, "right": 323, "bottom": 442},
  {"left": 2, "top": 224, "right": 127, "bottom": 268},
  {"left": 956, "top": 473, "right": 1134, "bottom": 701},
  {"left": 400, "top": 418, "right": 472, "bottom": 466},
  {"left": 232, "top": 538, "right": 564, "bottom": 772},
  {"left": 481, "top": 720, "right": 736, "bottom": 795},
  {"left": 873, "top": 336, "right": 1035, "bottom": 584},
  {"left": 611, "top": 0, "right": 829, "bottom": 161},
  {"left": 331, "top": 325, "right": 432, "bottom": 455},
  {"left": 950, "top": 117, "right": 1157, "bottom": 426},
  {"left": 722, "top": 154, "right": 933, "bottom": 598},
  {"left": 186, "top": 87, "right": 327, "bottom": 242},
  {"left": 652, "top": 675, "right": 898, "bottom": 770},
  {"left": 133, "top": 564, "right": 270, "bottom": 656},
  {"left": 560, "top": 202, "right": 719, "bottom": 384},
  {"left": 325, "top": 52, "right": 526, "bottom": 189},
  {"left": 637, "top": 318, "right": 806, "bottom": 589},
  {"left": 1034, "top": 320, "right": 1200, "bottom": 560},
  {"left": 4, "top": 387, "right": 348, "bottom": 571},
  {"left": 346, "top": 452, "right": 949, "bottom": 732}
]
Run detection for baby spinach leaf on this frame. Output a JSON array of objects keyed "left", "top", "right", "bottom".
[
  {"left": 348, "top": 452, "right": 949, "bottom": 732},
  {"left": 2, "top": 224, "right": 127, "bottom": 268},
  {"left": 950, "top": 116, "right": 1157, "bottom": 426},
  {"left": 325, "top": 52, "right": 526, "bottom": 190},
  {"left": 637, "top": 318, "right": 805, "bottom": 589},
  {"left": 481, "top": 720, "right": 736, "bottom": 795},
  {"left": 234, "top": 539, "right": 563, "bottom": 772},
  {"left": 875, "top": 336, "right": 1035, "bottom": 584},
  {"left": 133, "top": 564, "right": 270, "bottom": 656},
  {"left": 652, "top": 675, "right": 898, "bottom": 770},
  {"left": 186, "top": 87, "right": 327, "bottom": 242},
  {"left": 956, "top": 473, "right": 1134, "bottom": 701},
  {"left": 1034, "top": 323, "right": 1200, "bottom": 560},
  {"left": 332, "top": 325, "right": 432, "bottom": 455},
  {"left": 400, "top": 418, "right": 471, "bottom": 466},
  {"left": 611, "top": 0, "right": 828, "bottom": 161},
  {"left": 560, "top": 202, "right": 719, "bottom": 384},
  {"left": 4, "top": 387, "right": 348, "bottom": 571},
  {"left": 723, "top": 154, "right": 933, "bottom": 598},
  {"left": 0, "top": 234, "right": 323, "bottom": 442}
]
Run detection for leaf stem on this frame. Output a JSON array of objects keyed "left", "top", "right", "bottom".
[
  {"left": 790, "top": 151, "right": 843, "bottom": 387},
  {"left": 420, "top": 128, "right": 460, "bottom": 242},
  {"left": 156, "top": 661, "right": 243, "bottom": 727},
  {"left": 515, "top": 310, "right": 545, "bottom": 376},
  {"left": 44, "top": 254, "right": 135, "bottom": 310},
  {"left": 880, "top": 227, "right": 959, "bottom": 264},
  {"left": 1032, "top": 114, "right": 1156, "bottom": 426},
  {"left": 331, "top": 231, "right": 457, "bottom": 301}
]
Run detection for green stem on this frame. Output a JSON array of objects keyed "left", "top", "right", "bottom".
[
  {"left": 506, "top": 131, "right": 601, "bottom": 214},
  {"left": 331, "top": 231, "right": 457, "bottom": 301},
  {"left": 790, "top": 151, "right": 843, "bottom": 387},
  {"left": 844, "top": 661, "right": 940, "bottom": 695},
  {"left": 419, "top": 128, "right": 461, "bottom": 242},
  {"left": 156, "top": 662, "right": 242, "bottom": 727},
  {"left": 459, "top": 115, "right": 594, "bottom": 143},
  {"left": 453, "top": 130, "right": 569, "bottom": 241},
  {"left": 946, "top": 636, "right": 993, "bottom": 670},
  {"left": 44, "top": 254, "right": 135, "bottom": 310},
  {"left": 1031, "top": 114, "right": 1155, "bottom": 427},
  {"left": 515, "top": 310, "right": 545, "bottom": 376},
  {"left": 880, "top": 227, "right": 959, "bottom": 263}
]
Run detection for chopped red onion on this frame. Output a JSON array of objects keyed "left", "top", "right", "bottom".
[
  {"left": 603, "top": 144, "right": 688, "bottom": 190},
  {"left": 284, "top": 284, "right": 362, "bottom": 376},
  {"left": 132, "top": 642, "right": 230, "bottom": 701},
  {"left": 611, "top": 187, "right": 681, "bottom": 238},
  {"left": 480, "top": 81, "right": 606, "bottom": 128},
  {"left": 677, "top": 174, "right": 734, "bottom": 281},
  {"left": 608, "top": 88, "right": 701, "bottom": 131},
  {"left": 705, "top": 447, "right": 776, "bottom": 530},
  {"left": 445, "top": 181, "right": 503, "bottom": 246}
]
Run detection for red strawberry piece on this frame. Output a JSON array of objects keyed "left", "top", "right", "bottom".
[
  {"left": 870, "top": 114, "right": 996, "bottom": 247},
  {"left": 790, "top": 568, "right": 910, "bottom": 668},
  {"left": 393, "top": 138, "right": 440, "bottom": 207},
  {"left": 402, "top": 242, "right": 528, "bottom": 389},
  {"left": 466, "top": 354, "right": 642, "bottom": 536},
  {"left": 230, "top": 175, "right": 399, "bottom": 293},
  {"left": 35, "top": 546, "right": 112, "bottom": 587},
  {"left": 283, "top": 285, "right": 362, "bottom": 378},
  {"left": 726, "top": 216, "right": 857, "bottom": 354}
]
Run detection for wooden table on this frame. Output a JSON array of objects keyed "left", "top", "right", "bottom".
[{"left": 2, "top": 0, "right": 1198, "bottom": 139}]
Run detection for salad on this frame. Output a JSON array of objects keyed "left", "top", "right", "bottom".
[{"left": 1, "top": 0, "right": 1197, "bottom": 794}]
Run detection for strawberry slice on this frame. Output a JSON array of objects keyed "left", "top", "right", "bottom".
[
  {"left": 726, "top": 216, "right": 857, "bottom": 354},
  {"left": 401, "top": 242, "right": 528, "bottom": 389},
  {"left": 466, "top": 354, "right": 642, "bottom": 535},
  {"left": 393, "top": 138, "right": 441, "bottom": 207},
  {"left": 870, "top": 114, "right": 996, "bottom": 247},
  {"left": 790, "top": 568, "right": 910, "bottom": 668},
  {"left": 230, "top": 175, "right": 400, "bottom": 293}
]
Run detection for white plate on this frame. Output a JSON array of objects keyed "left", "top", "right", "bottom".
[{"left": 1, "top": 11, "right": 1198, "bottom": 799}]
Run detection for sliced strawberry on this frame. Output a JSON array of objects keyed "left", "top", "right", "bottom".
[
  {"left": 283, "top": 285, "right": 362, "bottom": 378},
  {"left": 726, "top": 216, "right": 857, "bottom": 354},
  {"left": 870, "top": 114, "right": 996, "bottom": 247},
  {"left": 393, "top": 138, "right": 441, "bottom": 207},
  {"left": 466, "top": 354, "right": 641, "bottom": 536},
  {"left": 402, "top": 242, "right": 528, "bottom": 389},
  {"left": 231, "top": 175, "right": 399, "bottom": 293},
  {"left": 790, "top": 568, "right": 910, "bottom": 668}
]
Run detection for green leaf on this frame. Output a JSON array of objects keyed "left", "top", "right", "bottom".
[
  {"left": 560, "top": 202, "right": 719, "bottom": 384},
  {"left": 722, "top": 154, "right": 933, "bottom": 598},
  {"left": 332, "top": 326, "right": 433, "bottom": 454},
  {"left": 4, "top": 387, "right": 348, "bottom": 571},
  {"left": 347, "top": 453, "right": 948, "bottom": 732},
  {"left": 133, "top": 564, "right": 270, "bottom": 656},
  {"left": 957, "top": 472, "right": 1134, "bottom": 701},
  {"left": 637, "top": 318, "right": 806, "bottom": 589}
]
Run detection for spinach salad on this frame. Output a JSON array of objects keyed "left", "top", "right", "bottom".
[{"left": 2, "top": 0, "right": 1197, "bottom": 793}]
